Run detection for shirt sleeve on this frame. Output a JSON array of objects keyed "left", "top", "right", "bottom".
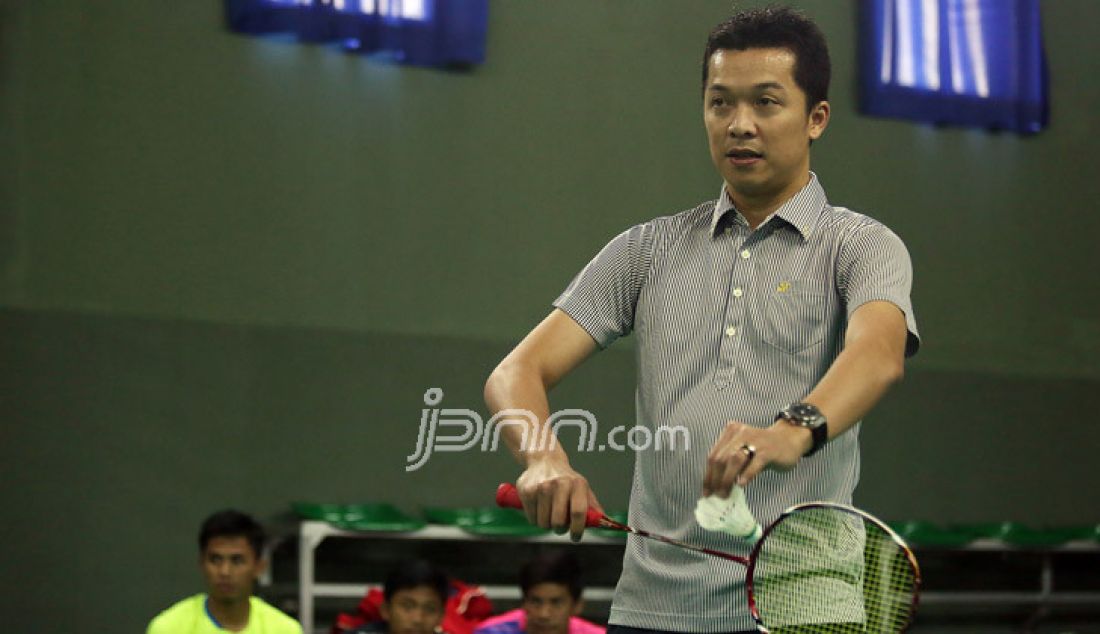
[
  {"left": 553, "top": 222, "right": 656, "bottom": 349},
  {"left": 836, "top": 222, "right": 921, "bottom": 357}
]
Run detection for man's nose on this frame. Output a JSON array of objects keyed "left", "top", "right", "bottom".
[{"left": 727, "top": 105, "right": 755, "bottom": 137}]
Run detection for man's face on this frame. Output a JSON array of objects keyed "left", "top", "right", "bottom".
[
  {"left": 200, "top": 536, "right": 264, "bottom": 603},
  {"left": 381, "top": 585, "right": 445, "bottom": 634},
  {"left": 522, "top": 582, "right": 581, "bottom": 634},
  {"left": 703, "top": 47, "right": 828, "bottom": 209}
]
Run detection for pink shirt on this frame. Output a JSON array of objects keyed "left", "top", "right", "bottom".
[{"left": 473, "top": 609, "right": 605, "bottom": 634}]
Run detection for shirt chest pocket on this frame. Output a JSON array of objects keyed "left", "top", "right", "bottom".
[{"left": 759, "top": 279, "right": 827, "bottom": 354}]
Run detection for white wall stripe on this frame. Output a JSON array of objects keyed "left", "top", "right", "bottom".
[
  {"left": 921, "top": 0, "right": 941, "bottom": 90},
  {"left": 963, "top": 0, "right": 990, "bottom": 97},
  {"left": 880, "top": 0, "right": 896, "bottom": 84}
]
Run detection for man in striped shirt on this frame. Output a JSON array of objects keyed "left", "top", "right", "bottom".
[{"left": 484, "top": 6, "right": 919, "bottom": 633}]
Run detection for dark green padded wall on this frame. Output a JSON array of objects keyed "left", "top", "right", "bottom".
[
  {"left": 3, "top": 1, "right": 1098, "bottom": 377},
  {"left": 2, "top": 1, "right": 1099, "bottom": 632}
]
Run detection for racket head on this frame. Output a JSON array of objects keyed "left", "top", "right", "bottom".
[{"left": 746, "top": 502, "right": 921, "bottom": 633}]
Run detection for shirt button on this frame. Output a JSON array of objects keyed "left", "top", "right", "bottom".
[
  {"left": 733, "top": 288, "right": 743, "bottom": 297},
  {"left": 740, "top": 249, "right": 751, "bottom": 259},
  {"left": 725, "top": 326, "right": 737, "bottom": 337}
]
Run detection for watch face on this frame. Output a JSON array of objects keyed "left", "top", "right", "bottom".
[
  {"left": 791, "top": 404, "right": 816, "bottom": 418},
  {"left": 787, "top": 403, "right": 824, "bottom": 427}
]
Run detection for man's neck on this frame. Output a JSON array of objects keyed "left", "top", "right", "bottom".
[
  {"left": 735, "top": 200, "right": 781, "bottom": 230},
  {"left": 728, "top": 172, "right": 811, "bottom": 230},
  {"left": 207, "top": 595, "right": 251, "bottom": 632}
]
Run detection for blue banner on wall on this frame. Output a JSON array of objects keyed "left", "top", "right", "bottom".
[
  {"left": 225, "top": 0, "right": 488, "bottom": 68},
  {"left": 859, "top": 0, "right": 1048, "bottom": 133}
]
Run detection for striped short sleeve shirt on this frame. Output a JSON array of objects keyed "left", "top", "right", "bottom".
[{"left": 553, "top": 173, "right": 919, "bottom": 633}]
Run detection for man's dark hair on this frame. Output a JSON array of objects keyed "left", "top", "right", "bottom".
[
  {"left": 384, "top": 559, "right": 450, "bottom": 605},
  {"left": 701, "top": 5, "right": 831, "bottom": 112},
  {"left": 198, "top": 509, "right": 266, "bottom": 558},
  {"left": 520, "top": 551, "right": 583, "bottom": 601}
]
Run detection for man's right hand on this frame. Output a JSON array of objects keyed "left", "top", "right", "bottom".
[{"left": 516, "top": 456, "right": 602, "bottom": 542}]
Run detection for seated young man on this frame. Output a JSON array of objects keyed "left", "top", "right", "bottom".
[
  {"left": 473, "top": 553, "right": 604, "bottom": 634},
  {"left": 147, "top": 509, "right": 301, "bottom": 633},
  {"left": 347, "top": 560, "right": 449, "bottom": 634}
]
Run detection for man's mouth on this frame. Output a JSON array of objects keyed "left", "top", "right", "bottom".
[{"left": 726, "top": 148, "right": 764, "bottom": 163}]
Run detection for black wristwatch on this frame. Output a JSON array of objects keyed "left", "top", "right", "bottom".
[{"left": 776, "top": 402, "right": 828, "bottom": 457}]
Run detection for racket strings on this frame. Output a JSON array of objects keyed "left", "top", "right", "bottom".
[{"left": 751, "top": 507, "right": 918, "bottom": 633}]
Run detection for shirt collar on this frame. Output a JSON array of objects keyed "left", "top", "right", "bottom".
[{"left": 710, "top": 172, "right": 827, "bottom": 240}]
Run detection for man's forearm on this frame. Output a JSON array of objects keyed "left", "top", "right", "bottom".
[
  {"left": 484, "top": 360, "right": 570, "bottom": 467},
  {"left": 802, "top": 338, "right": 905, "bottom": 440}
]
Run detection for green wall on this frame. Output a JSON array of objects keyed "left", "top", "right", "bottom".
[{"left": 2, "top": 1, "right": 1098, "bottom": 632}]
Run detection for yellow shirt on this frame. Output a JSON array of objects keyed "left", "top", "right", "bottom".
[{"left": 147, "top": 594, "right": 302, "bottom": 634}]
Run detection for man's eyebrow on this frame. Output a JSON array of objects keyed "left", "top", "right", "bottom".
[
  {"left": 754, "top": 81, "right": 787, "bottom": 91},
  {"left": 707, "top": 81, "right": 787, "bottom": 92}
]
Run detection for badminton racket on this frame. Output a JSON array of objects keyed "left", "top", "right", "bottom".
[{"left": 496, "top": 483, "right": 921, "bottom": 633}]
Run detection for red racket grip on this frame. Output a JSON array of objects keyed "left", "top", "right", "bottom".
[{"left": 495, "top": 483, "right": 605, "bottom": 527}]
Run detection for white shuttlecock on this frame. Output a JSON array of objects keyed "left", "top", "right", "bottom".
[{"left": 694, "top": 486, "right": 763, "bottom": 544}]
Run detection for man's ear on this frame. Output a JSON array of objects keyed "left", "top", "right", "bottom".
[
  {"left": 808, "top": 100, "right": 830, "bottom": 141},
  {"left": 571, "top": 598, "right": 584, "bottom": 616},
  {"left": 380, "top": 601, "right": 391, "bottom": 622},
  {"left": 253, "top": 556, "right": 269, "bottom": 580}
]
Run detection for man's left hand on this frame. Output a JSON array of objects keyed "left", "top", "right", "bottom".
[{"left": 702, "top": 419, "right": 812, "bottom": 497}]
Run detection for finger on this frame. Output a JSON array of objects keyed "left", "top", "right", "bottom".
[
  {"left": 550, "top": 480, "right": 572, "bottom": 534},
  {"left": 714, "top": 456, "right": 741, "bottom": 499},
  {"left": 518, "top": 482, "right": 538, "bottom": 525},
  {"left": 717, "top": 443, "right": 755, "bottom": 498},
  {"left": 737, "top": 451, "right": 768, "bottom": 487},
  {"left": 703, "top": 452, "right": 718, "bottom": 497},
  {"left": 703, "top": 438, "right": 727, "bottom": 496},
  {"left": 704, "top": 448, "right": 733, "bottom": 497},
  {"left": 568, "top": 482, "right": 589, "bottom": 542},
  {"left": 705, "top": 422, "right": 744, "bottom": 496},
  {"left": 536, "top": 481, "right": 554, "bottom": 529}
]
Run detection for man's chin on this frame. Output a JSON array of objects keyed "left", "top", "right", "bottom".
[
  {"left": 725, "top": 176, "right": 771, "bottom": 196},
  {"left": 209, "top": 590, "right": 246, "bottom": 603}
]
